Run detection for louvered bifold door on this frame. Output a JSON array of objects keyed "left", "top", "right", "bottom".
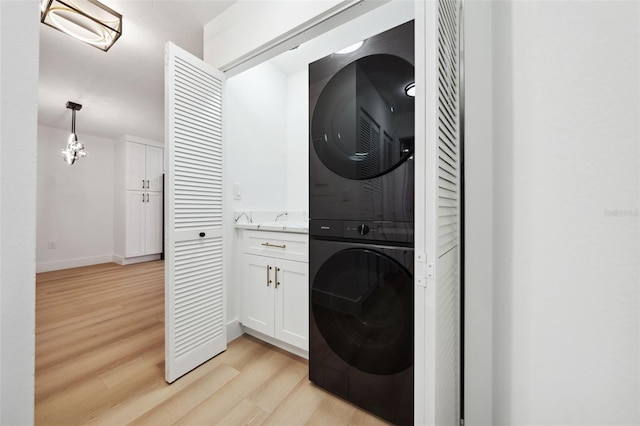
[
  {"left": 415, "top": 0, "right": 462, "bottom": 424},
  {"left": 165, "top": 42, "right": 226, "bottom": 383},
  {"left": 434, "top": 0, "right": 462, "bottom": 423}
]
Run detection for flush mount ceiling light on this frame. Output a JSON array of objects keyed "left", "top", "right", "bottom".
[
  {"left": 60, "top": 101, "right": 88, "bottom": 165},
  {"left": 335, "top": 40, "right": 364, "bottom": 55},
  {"left": 40, "top": 0, "right": 122, "bottom": 51},
  {"left": 404, "top": 82, "right": 416, "bottom": 97}
]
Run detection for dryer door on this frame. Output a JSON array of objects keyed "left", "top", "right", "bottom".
[
  {"left": 310, "top": 54, "right": 415, "bottom": 180},
  {"left": 311, "top": 248, "right": 413, "bottom": 375}
]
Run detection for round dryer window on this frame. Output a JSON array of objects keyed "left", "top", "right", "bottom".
[
  {"left": 311, "top": 248, "right": 413, "bottom": 375},
  {"left": 311, "top": 54, "right": 415, "bottom": 180}
]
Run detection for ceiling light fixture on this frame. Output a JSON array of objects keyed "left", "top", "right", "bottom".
[
  {"left": 40, "top": 0, "right": 122, "bottom": 52},
  {"left": 60, "top": 101, "right": 88, "bottom": 165},
  {"left": 404, "top": 82, "right": 416, "bottom": 97},
  {"left": 335, "top": 40, "right": 364, "bottom": 55}
]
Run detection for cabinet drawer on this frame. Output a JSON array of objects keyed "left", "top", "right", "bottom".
[{"left": 243, "top": 231, "right": 308, "bottom": 262}]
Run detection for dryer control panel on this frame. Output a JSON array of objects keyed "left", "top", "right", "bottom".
[{"left": 309, "top": 219, "right": 413, "bottom": 244}]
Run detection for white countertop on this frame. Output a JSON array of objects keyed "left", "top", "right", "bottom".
[
  {"left": 234, "top": 211, "right": 309, "bottom": 234},
  {"left": 235, "top": 221, "right": 308, "bottom": 234}
]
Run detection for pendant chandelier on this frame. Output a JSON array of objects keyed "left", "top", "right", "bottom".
[{"left": 60, "top": 101, "right": 88, "bottom": 165}]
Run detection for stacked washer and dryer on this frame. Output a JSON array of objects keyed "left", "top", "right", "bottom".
[{"left": 308, "top": 21, "right": 415, "bottom": 425}]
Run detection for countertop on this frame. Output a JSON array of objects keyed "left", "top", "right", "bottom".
[
  {"left": 234, "top": 211, "right": 309, "bottom": 234},
  {"left": 234, "top": 221, "right": 308, "bottom": 234}
]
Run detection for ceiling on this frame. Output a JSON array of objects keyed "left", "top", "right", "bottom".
[
  {"left": 38, "top": 0, "right": 414, "bottom": 144},
  {"left": 38, "top": 0, "right": 237, "bottom": 143}
]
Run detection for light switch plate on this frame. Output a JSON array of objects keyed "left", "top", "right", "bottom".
[{"left": 233, "top": 183, "right": 242, "bottom": 200}]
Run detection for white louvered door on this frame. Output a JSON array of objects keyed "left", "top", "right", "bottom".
[
  {"left": 415, "top": 0, "right": 462, "bottom": 424},
  {"left": 165, "top": 42, "right": 226, "bottom": 383}
]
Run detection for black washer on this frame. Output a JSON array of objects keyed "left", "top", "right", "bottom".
[{"left": 309, "top": 239, "right": 414, "bottom": 425}]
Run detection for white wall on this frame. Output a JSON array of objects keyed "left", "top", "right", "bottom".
[
  {"left": 0, "top": 0, "right": 39, "bottom": 423},
  {"left": 492, "top": 2, "right": 639, "bottom": 425},
  {"left": 286, "top": 69, "right": 309, "bottom": 212},
  {"left": 226, "top": 62, "right": 289, "bottom": 213},
  {"left": 463, "top": 1, "right": 493, "bottom": 425},
  {"left": 36, "top": 126, "right": 115, "bottom": 272},
  {"left": 224, "top": 61, "right": 289, "bottom": 329}
]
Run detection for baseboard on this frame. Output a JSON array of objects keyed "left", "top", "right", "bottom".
[
  {"left": 36, "top": 255, "right": 115, "bottom": 273},
  {"left": 242, "top": 327, "right": 309, "bottom": 360},
  {"left": 113, "top": 254, "right": 162, "bottom": 266},
  {"left": 226, "top": 318, "right": 243, "bottom": 343}
]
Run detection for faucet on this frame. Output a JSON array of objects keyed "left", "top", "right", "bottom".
[
  {"left": 274, "top": 212, "right": 288, "bottom": 222},
  {"left": 235, "top": 212, "right": 252, "bottom": 223}
]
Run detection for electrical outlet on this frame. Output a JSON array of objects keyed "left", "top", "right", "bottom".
[{"left": 48, "top": 241, "right": 56, "bottom": 249}]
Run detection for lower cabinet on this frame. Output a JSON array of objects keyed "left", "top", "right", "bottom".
[
  {"left": 125, "top": 190, "right": 162, "bottom": 258},
  {"left": 241, "top": 232, "right": 309, "bottom": 352}
]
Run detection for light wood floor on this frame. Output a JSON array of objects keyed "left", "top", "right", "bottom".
[{"left": 35, "top": 261, "right": 388, "bottom": 425}]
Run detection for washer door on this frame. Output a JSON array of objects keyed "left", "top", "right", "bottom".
[
  {"left": 311, "top": 54, "right": 415, "bottom": 180},
  {"left": 311, "top": 248, "right": 413, "bottom": 375}
]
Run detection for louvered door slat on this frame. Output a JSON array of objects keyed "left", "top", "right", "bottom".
[
  {"left": 175, "top": 129, "right": 225, "bottom": 150},
  {"left": 165, "top": 42, "right": 226, "bottom": 383},
  {"left": 175, "top": 110, "right": 222, "bottom": 130}
]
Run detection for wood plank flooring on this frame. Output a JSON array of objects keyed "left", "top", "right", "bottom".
[{"left": 35, "top": 261, "right": 388, "bottom": 425}]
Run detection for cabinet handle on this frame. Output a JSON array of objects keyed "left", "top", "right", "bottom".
[
  {"left": 261, "top": 242, "right": 286, "bottom": 249},
  {"left": 142, "top": 179, "right": 145, "bottom": 189},
  {"left": 275, "top": 267, "right": 280, "bottom": 288},
  {"left": 266, "top": 265, "right": 272, "bottom": 287},
  {"left": 142, "top": 193, "right": 145, "bottom": 203},
  {"left": 146, "top": 179, "right": 150, "bottom": 189},
  {"left": 146, "top": 193, "right": 149, "bottom": 202}
]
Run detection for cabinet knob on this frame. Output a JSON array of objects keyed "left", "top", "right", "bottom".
[{"left": 199, "top": 232, "right": 205, "bottom": 237}]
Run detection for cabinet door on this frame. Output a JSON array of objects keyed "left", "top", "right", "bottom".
[
  {"left": 125, "top": 191, "right": 146, "bottom": 257},
  {"left": 146, "top": 146, "right": 164, "bottom": 192},
  {"left": 274, "top": 259, "right": 309, "bottom": 350},
  {"left": 126, "top": 142, "right": 147, "bottom": 191},
  {"left": 242, "top": 254, "right": 275, "bottom": 336},
  {"left": 145, "top": 192, "right": 163, "bottom": 255}
]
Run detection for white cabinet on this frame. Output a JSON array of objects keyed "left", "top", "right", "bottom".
[
  {"left": 144, "top": 191, "right": 163, "bottom": 254},
  {"left": 125, "top": 191, "right": 163, "bottom": 258},
  {"left": 125, "top": 192, "right": 146, "bottom": 257},
  {"left": 241, "top": 231, "right": 308, "bottom": 351},
  {"left": 125, "top": 142, "right": 163, "bottom": 191},
  {"left": 114, "top": 136, "right": 164, "bottom": 264}
]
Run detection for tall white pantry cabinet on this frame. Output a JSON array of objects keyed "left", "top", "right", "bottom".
[{"left": 114, "top": 135, "right": 164, "bottom": 264}]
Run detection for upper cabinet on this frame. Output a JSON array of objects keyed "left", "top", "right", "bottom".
[{"left": 125, "top": 142, "right": 164, "bottom": 192}]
